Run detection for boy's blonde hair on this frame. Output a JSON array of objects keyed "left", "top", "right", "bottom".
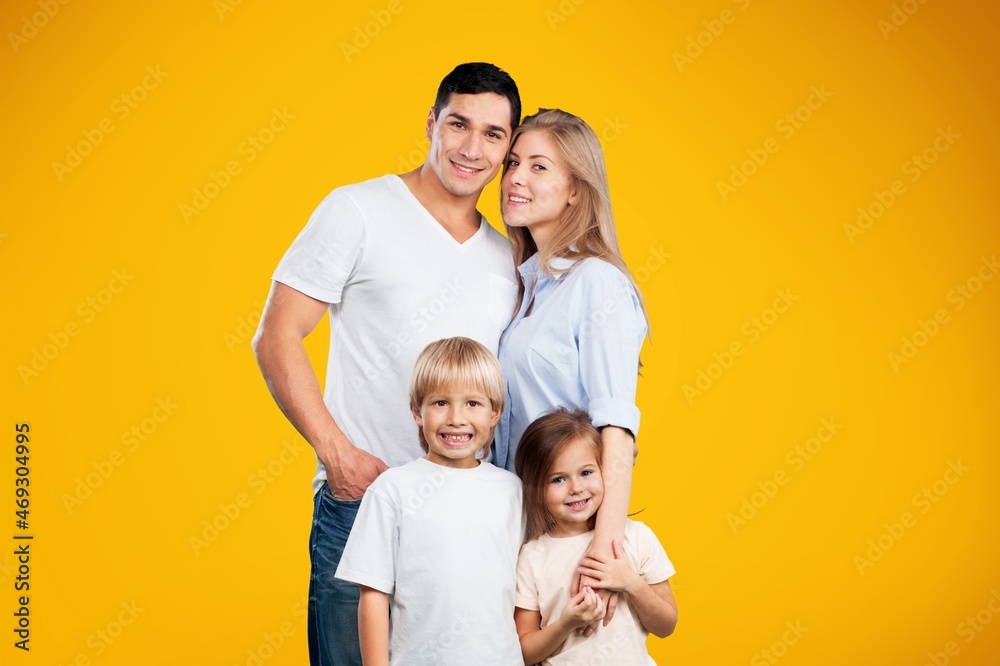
[{"left": 408, "top": 337, "right": 506, "bottom": 457}]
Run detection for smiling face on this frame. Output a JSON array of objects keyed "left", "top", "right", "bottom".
[
  {"left": 425, "top": 92, "right": 513, "bottom": 201},
  {"left": 501, "top": 130, "right": 578, "bottom": 252},
  {"left": 544, "top": 438, "right": 604, "bottom": 536},
  {"left": 413, "top": 384, "right": 501, "bottom": 469}
]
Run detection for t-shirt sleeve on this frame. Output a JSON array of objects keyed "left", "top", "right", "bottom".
[
  {"left": 334, "top": 487, "right": 397, "bottom": 594},
  {"left": 272, "top": 189, "right": 366, "bottom": 305},
  {"left": 576, "top": 261, "right": 646, "bottom": 438},
  {"left": 514, "top": 543, "right": 541, "bottom": 611},
  {"left": 630, "top": 521, "right": 675, "bottom": 585}
]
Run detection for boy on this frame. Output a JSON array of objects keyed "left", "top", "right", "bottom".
[{"left": 335, "top": 337, "right": 523, "bottom": 665}]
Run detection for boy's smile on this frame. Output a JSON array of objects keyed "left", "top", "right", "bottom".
[{"left": 413, "top": 384, "right": 500, "bottom": 469}]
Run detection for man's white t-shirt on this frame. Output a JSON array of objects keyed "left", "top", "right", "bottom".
[
  {"left": 515, "top": 521, "right": 675, "bottom": 665},
  {"left": 272, "top": 175, "right": 518, "bottom": 491},
  {"left": 336, "top": 458, "right": 524, "bottom": 665}
]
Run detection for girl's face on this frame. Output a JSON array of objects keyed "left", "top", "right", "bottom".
[
  {"left": 501, "top": 130, "right": 577, "bottom": 252},
  {"left": 544, "top": 438, "right": 604, "bottom": 537}
]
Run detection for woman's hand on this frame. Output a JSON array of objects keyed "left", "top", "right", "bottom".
[{"left": 578, "top": 539, "right": 642, "bottom": 595}]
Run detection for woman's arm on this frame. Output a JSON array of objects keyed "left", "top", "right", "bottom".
[
  {"left": 575, "top": 424, "right": 633, "bottom": 628},
  {"left": 593, "top": 425, "right": 634, "bottom": 554},
  {"left": 358, "top": 586, "right": 390, "bottom": 666}
]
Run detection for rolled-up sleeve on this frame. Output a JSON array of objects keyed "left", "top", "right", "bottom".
[{"left": 576, "top": 264, "right": 646, "bottom": 438}]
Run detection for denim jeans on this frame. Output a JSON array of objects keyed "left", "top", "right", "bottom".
[{"left": 308, "top": 483, "right": 363, "bottom": 666}]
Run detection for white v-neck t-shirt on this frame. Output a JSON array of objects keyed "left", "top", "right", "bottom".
[{"left": 273, "top": 175, "right": 518, "bottom": 491}]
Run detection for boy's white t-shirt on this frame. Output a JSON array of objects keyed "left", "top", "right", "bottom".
[
  {"left": 272, "top": 175, "right": 518, "bottom": 492},
  {"left": 336, "top": 457, "right": 523, "bottom": 665},
  {"left": 515, "top": 521, "right": 675, "bottom": 666}
]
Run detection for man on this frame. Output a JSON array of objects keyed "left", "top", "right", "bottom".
[{"left": 252, "top": 63, "right": 520, "bottom": 665}]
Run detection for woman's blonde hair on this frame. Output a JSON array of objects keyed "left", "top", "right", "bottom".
[
  {"left": 408, "top": 337, "right": 506, "bottom": 457},
  {"left": 502, "top": 108, "right": 648, "bottom": 328}
]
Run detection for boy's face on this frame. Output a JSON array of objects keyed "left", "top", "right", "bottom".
[
  {"left": 424, "top": 92, "right": 513, "bottom": 200},
  {"left": 413, "top": 384, "right": 500, "bottom": 469}
]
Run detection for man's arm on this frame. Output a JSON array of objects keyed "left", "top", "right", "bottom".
[
  {"left": 358, "top": 586, "right": 390, "bottom": 666},
  {"left": 252, "top": 281, "right": 387, "bottom": 498}
]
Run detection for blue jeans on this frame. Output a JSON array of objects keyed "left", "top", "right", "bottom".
[{"left": 308, "top": 484, "right": 363, "bottom": 666}]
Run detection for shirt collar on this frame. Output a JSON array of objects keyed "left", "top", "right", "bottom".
[{"left": 518, "top": 253, "right": 579, "bottom": 282}]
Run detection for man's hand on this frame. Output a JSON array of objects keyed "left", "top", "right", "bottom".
[
  {"left": 323, "top": 443, "right": 388, "bottom": 500},
  {"left": 253, "top": 282, "right": 389, "bottom": 499}
]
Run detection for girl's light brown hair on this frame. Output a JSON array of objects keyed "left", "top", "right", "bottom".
[
  {"left": 514, "top": 407, "right": 602, "bottom": 542},
  {"left": 408, "top": 337, "right": 506, "bottom": 458}
]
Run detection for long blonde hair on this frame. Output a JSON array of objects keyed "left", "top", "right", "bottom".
[{"left": 502, "top": 108, "right": 648, "bottom": 328}]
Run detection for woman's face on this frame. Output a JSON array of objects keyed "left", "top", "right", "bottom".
[{"left": 501, "top": 130, "right": 577, "bottom": 251}]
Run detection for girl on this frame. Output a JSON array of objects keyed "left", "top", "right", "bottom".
[{"left": 514, "top": 408, "right": 677, "bottom": 665}]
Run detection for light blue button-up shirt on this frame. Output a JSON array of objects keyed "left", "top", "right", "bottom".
[{"left": 494, "top": 253, "right": 648, "bottom": 471}]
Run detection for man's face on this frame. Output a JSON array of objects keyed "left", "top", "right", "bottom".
[{"left": 425, "top": 92, "right": 513, "bottom": 200}]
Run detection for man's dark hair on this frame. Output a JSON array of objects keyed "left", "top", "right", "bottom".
[{"left": 433, "top": 62, "right": 521, "bottom": 131}]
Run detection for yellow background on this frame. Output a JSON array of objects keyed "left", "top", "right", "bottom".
[{"left": 4, "top": 0, "right": 999, "bottom": 663}]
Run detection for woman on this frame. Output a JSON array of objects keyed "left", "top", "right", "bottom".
[{"left": 495, "top": 108, "right": 650, "bottom": 617}]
